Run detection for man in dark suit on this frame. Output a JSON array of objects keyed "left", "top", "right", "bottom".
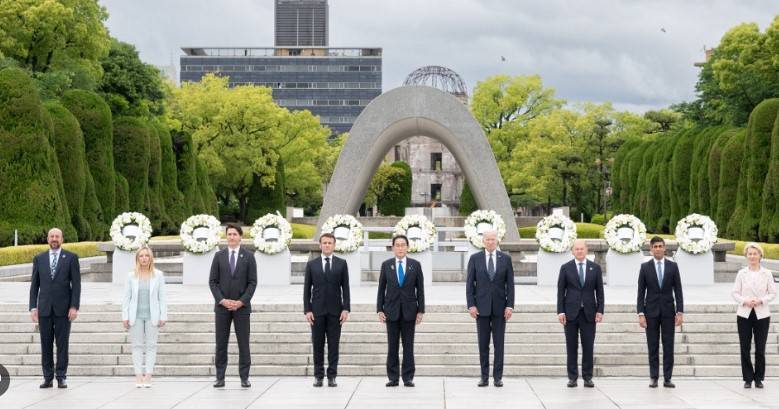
[
  {"left": 377, "top": 235, "right": 425, "bottom": 387},
  {"left": 466, "top": 230, "right": 515, "bottom": 387},
  {"left": 29, "top": 228, "right": 81, "bottom": 389},
  {"left": 304, "top": 232, "right": 350, "bottom": 387},
  {"left": 209, "top": 223, "right": 257, "bottom": 388},
  {"left": 557, "top": 239, "right": 604, "bottom": 388},
  {"left": 638, "top": 236, "right": 684, "bottom": 388}
]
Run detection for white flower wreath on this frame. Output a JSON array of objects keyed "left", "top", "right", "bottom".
[
  {"left": 464, "top": 210, "right": 507, "bottom": 249},
  {"left": 180, "top": 214, "right": 221, "bottom": 254},
  {"left": 321, "top": 214, "right": 364, "bottom": 253},
  {"left": 110, "top": 212, "right": 153, "bottom": 252},
  {"left": 604, "top": 214, "right": 647, "bottom": 254},
  {"left": 393, "top": 215, "right": 437, "bottom": 253},
  {"left": 535, "top": 213, "right": 577, "bottom": 253},
  {"left": 675, "top": 213, "right": 718, "bottom": 254},
  {"left": 251, "top": 213, "right": 293, "bottom": 255}
]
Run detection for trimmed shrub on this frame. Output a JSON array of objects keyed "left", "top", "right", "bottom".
[
  {"left": 707, "top": 129, "right": 736, "bottom": 221},
  {"left": 83, "top": 170, "right": 107, "bottom": 240},
  {"left": 174, "top": 131, "right": 204, "bottom": 215},
  {"left": 657, "top": 137, "right": 679, "bottom": 233},
  {"left": 636, "top": 143, "right": 659, "bottom": 220},
  {"left": 115, "top": 173, "right": 130, "bottom": 214},
  {"left": 113, "top": 116, "right": 151, "bottom": 212},
  {"left": 61, "top": 89, "right": 115, "bottom": 218},
  {"left": 145, "top": 121, "right": 172, "bottom": 232},
  {"left": 378, "top": 161, "right": 412, "bottom": 216},
  {"left": 459, "top": 181, "right": 477, "bottom": 216},
  {"left": 246, "top": 157, "right": 286, "bottom": 223},
  {"left": 760, "top": 113, "right": 779, "bottom": 242},
  {"left": 723, "top": 130, "right": 747, "bottom": 237},
  {"left": 0, "top": 68, "right": 75, "bottom": 245},
  {"left": 197, "top": 160, "right": 218, "bottom": 216},
  {"left": 155, "top": 121, "right": 185, "bottom": 229},
  {"left": 670, "top": 128, "right": 695, "bottom": 227}
]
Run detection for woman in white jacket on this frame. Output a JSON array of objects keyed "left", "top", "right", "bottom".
[
  {"left": 732, "top": 242, "right": 776, "bottom": 389},
  {"left": 122, "top": 245, "right": 167, "bottom": 387}
]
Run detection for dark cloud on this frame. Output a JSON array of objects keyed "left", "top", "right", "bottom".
[{"left": 101, "top": 0, "right": 777, "bottom": 113}]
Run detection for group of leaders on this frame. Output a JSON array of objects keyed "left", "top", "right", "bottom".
[{"left": 28, "top": 225, "right": 776, "bottom": 390}]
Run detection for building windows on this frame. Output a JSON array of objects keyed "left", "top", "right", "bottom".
[
  {"left": 431, "top": 184, "right": 442, "bottom": 201},
  {"left": 181, "top": 64, "right": 380, "bottom": 73},
  {"left": 431, "top": 152, "right": 443, "bottom": 171}
]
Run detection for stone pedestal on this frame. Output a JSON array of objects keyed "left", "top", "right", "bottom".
[
  {"left": 674, "top": 250, "right": 714, "bottom": 285},
  {"left": 112, "top": 249, "right": 136, "bottom": 285},
  {"left": 256, "top": 249, "right": 292, "bottom": 286},
  {"left": 182, "top": 249, "right": 217, "bottom": 285},
  {"left": 339, "top": 251, "right": 361, "bottom": 287},
  {"left": 411, "top": 250, "right": 433, "bottom": 289},
  {"left": 536, "top": 250, "right": 571, "bottom": 286},
  {"left": 605, "top": 250, "right": 645, "bottom": 286}
]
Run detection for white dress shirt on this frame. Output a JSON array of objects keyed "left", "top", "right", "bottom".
[
  {"left": 484, "top": 250, "right": 497, "bottom": 271},
  {"left": 321, "top": 254, "right": 333, "bottom": 271}
]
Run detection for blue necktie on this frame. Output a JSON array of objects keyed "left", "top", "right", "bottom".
[
  {"left": 397, "top": 260, "right": 405, "bottom": 287},
  {"left": 578, "top": 263, "right": 585, "bottom": 288},
  {"left": 657, "top": 261, "right": 664, "bottom": 288}
]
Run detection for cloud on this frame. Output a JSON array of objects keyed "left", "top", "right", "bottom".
[{"left": 100, "top": 0, "right": 777, "bottom": 113}]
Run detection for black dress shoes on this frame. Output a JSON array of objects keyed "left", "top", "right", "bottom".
[
  {"left": 583, "top": 379, "right": 594, "bottom": 388},
  {"left": 328, "top": 378, "right": 337, "bottom": 387},
  {"left": 57, "top": 379, "right": 67, "bottom": 389},
  {"left": 40, "top": 380, "right": 53, "bottom": 389},
  {"left": 567, "top": 379, "right": 577, "bottom": 388},
  {"left": 663, "top": 380, "right": 675, "bottom": 388},
  {"left": 386, "top": 380, "right": 399, "bottom": 387},
  {"left": 478, "top": 379, "right": 489, "bottom": 387},
  {"left": 649, "top": 378, "right": 658, "bottom": 388},
  {"left": 755, "top": 380, "right": 764, "bottom": 389},
  {"left": 403, "top": 381, "right": 415, "bottom": 387},
  {"left": 241, "top": 379, "right": 251, "bottom": 388},
  {"left": 213, "top": 379, "right": 225, "bottom": 388},
  {"left": 313, "top": 378, "right": 323, "bottom": 387},
  {"left": 744, "top": 381, "right": 752, "bottom": 389},
  {"left": 494, "top": 379, "right": 503, "bottom": 387}
]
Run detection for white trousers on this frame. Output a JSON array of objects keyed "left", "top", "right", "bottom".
[{"left": 129, "top": 319, "right": 159, "bottom": 375}]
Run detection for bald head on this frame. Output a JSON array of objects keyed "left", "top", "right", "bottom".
[
  {"left": 47, "top": 228, "right": 63, "bottom": 250},
  {"left": 483, "top": 230, "right": 498, "bottom": 252}
]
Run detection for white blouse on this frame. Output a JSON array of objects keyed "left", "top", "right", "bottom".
[{"left": 732, "top": 266, "right": 777, "bottom": 320}]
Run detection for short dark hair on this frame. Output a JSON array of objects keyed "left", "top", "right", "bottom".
[
  {"left": 225, "top": 223, "right": 243, "bottom": 236},
  {"left": 649, "top": 236, "right": 665, "bottom": 246},
  {"left": 392, "top": 235, "right": 409, "bottom": 246},
  {"left": 319, "top": 232, "right": 336, "bottom": 243}
]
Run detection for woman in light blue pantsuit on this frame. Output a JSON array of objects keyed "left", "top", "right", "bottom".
[{"left": 122, "top": 245, "right": 167, "bottom": 387}]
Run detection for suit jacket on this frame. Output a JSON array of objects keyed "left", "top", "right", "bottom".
[
  {"left": 637, "top": 258, "right": 683, "bottom": 318},
  {"left": 304, "top": 255, "right": 351, "bottom": 316},
  {"left": 466, "top": 250, "right": 515, "bottom": 317},
  {"left": 556, "top": 259, "right": 604, "bottom": 322},
  {"left": 29, "top": 249, "right": 81, "bottom": 317},
  {"left": 732, "top": 267, "right": 777, "bottom": 320},
  {"left": 377, "top": 257, "right": 425, "bottom": 321},
  {"left": 209, "top": 246, "right": 257, "bottom": 314},
  {"left": 122, "top": 269, "right": 168, "bottom": 326}
]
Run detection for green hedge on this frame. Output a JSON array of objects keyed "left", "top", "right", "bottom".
[
  {"left": 707, "top": 129, "right": 734, "bottom": 221},
  {"left": 114, "top": 173, "right": 130, "bottom": 215},
  {"left": 196, "top": 160, "right": 218, "bottom": 216},
  {"left": 61, "top": 89, "right": 115, "bottom": 218},
  {"left": 378, "top": 161, "right": 412, "bottom": 216},
  {"left": 0, "top": 242, "right": 101, "bottom": 267},
  {"left": 155, "top": 121, "right": 185, "bottom": 229},
  {"left": 519, "top": 223, "right": 605, "bottom": 239},
  {"left": 145, "top": 121, "right": 171, "bottom": 232},
  {"left": 174, "top": 131, "right": 204, "bottom": 214},
  {"left": 246, "top": 157, "right": 286, "bottom": 223},
  {"left": 113, "top": 116, "right": 151, "bottom": 212},
  {"left": 760, "top": 112, "right": 779, "bottom": 242},
  {"left": 459, "top": 181, "right": 477, "bottom": 216},
  {"left": 0, "top": 68, "right": 75, "bottom": 246}
]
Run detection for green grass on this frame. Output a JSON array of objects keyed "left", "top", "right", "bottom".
[
  {"left": 0, "top": 242, "right": 101, "bottom": 267},
  {"left": 519, "top": 223, "right": 605, "bottom": 239}
]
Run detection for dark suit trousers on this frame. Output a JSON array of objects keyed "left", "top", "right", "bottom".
[
  {"left": 476, "top": 314, "right": 506, "bottom": 380},
  {"left": 38, "top": 314, "right": 71, "bottom": 381},
  {"left": 215, "top": 310, "right": 251, "bottom": 380},
  {"left": 312, "top": 314, "right": 342, "bottom": 379},
  {"left": 564, "top": 308, "right": 595, "bottom": 381},
  {"left": 386, "top": 318, "right": 416, "bottom": 382},
  {"left": 737, "top": 310, "right": 770, "bottom": 382},
  {"left": 645, "top": 315, "right": 675, "bottom": 381}
]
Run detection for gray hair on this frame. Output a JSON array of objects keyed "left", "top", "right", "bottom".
[{"left": 743, "top": 242, "right": 764, "bottom": 259}]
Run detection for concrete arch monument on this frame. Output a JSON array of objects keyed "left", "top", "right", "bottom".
[{"left": 317, "top": 85, "right": 520, "bottom": 242}]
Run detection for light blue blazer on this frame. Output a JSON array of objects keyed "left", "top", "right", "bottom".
[{"left": 122, "top": 269, "right": 168, "bottom": 326}]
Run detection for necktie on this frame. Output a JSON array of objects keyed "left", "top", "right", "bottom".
[
  {"left": 50, "top": 252, "right": 58, "bottom": 280},
  {"left": 657, "top": 261, "right": 664, "bottom": 288},
  {"left": 229, "top": 250, "right": 236, "bottom": 276},
  {"left": 397, "top": 260, "right": 405, "bottom": 287},
  {"left": 488, "top": 252, "right": 496, "bottom": 280},
  {"left": 578, "top": 263, "right": 585, "bottom": 287},
  {"left": 325, "top": 257, "right": 331, "bottom": 276}
]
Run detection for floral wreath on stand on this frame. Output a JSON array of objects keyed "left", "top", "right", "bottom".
[
  {"left": 110, "top": 212, "right": 153, "bottom": 251},
  {"left": 251, "top": 213, "right": 293, "bottom": 255},
  {"left": 464, "top": 210, "right": 507, "bottom": 249},
  {"left": 535, "top": 213, "right": 577, "bottom": 253},
  {"left": 675, "top": 213, "right": 718, "bottom": 254},
  {"left": 180, "top": 214, "right": 221, "bottom": 254},
  {"left": 321, "top": 214, "right": 364, "bottom": 253},
  {"left": 604, "top": 214, "right": 647, "bottom": 254},
  {"left": 393, "top": 215, "right": 437, "bottom": 253}
]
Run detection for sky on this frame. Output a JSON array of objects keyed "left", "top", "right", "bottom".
[{"left": 100, "top": 0, "right": 777, "bottom": 113}]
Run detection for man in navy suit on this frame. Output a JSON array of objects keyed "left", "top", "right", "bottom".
[
  {"left": 556, "top": 239, "right": 604, "bottom": 388},
  {"left": 209, "top": 223, "right": 257, "bottom": 388},
  {"left": 304, "top": 232, "right": 350, "bottom": 387},
  {"left": 29, "top": 227, "right": 81, "bottom": 389},
  {"left": 638, "top": 236, "right": 684, "bottom": 388},
  {"left": 377, "top": 235, "right": 425, "bottom": 387},
  {"left": 466, "top": 230, "right": 515, "bottom": 387}
]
